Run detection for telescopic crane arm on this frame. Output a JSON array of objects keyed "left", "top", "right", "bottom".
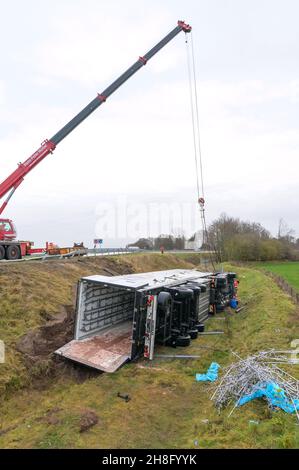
[{"left": 0, "top": 20, "right": 191, "bottom": 215}]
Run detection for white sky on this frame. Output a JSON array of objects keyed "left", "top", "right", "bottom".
[{"left": 0, "top": 0, "right": 298, "bottom": 247}]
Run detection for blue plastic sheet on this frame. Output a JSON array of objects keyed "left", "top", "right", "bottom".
[
  {"left": 196, "top": 362, "right": 220, "bottom": 382},
  {"left": 238, "top": 381, "right": 299, "bottom": 413}
]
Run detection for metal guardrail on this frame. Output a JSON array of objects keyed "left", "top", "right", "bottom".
[
  {"left": 0, "top": 247, "right": 142, "bottom": 263},
  {"left": 1, "top": 247, "right": 208, "bottom": 263},
  {"left": 87, "top": 248, "right": 142, "bottom": 256}
]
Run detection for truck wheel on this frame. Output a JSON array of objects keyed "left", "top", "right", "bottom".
[
  {"left": 157, "top": 291, "right": 172, "bottom": 307},
  {"left": 171, "top": 328, "right": 181, "bottom": 335},
  {"left": 0, "top": 245, "right": 5, "bottom": 260},
  {"left": 188, "top": 329, "right": 198, "bottom": 340},
  {"left": 197, "top": 323, "right": 205, "bottom": 333},
  {"left": 6, "top": 244, "right": 20, "bottom": 260},
  {"left": 176, "top": 335, "right": 191, "bottom": 347},
  {"left": 166, "top": 337, "right": 177, "bottom": 348}
]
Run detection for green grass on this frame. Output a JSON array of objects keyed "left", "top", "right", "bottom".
[
  {"left": 0, "top": 262, "right": 299, "bottom": 448},
  {"left": 256, "top": 261, "right": 299, "bottom": 292}
]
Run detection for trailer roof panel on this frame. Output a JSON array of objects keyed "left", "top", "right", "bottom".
[{"left": 82, "top": 269, "right": 211, "bottom": 290}]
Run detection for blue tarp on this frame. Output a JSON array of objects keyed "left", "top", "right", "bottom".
[
  {"left": 238, "top": 381, "right": 299, "bottom": 414},
  {"left": 196, "top": 362, "right": 220, "bottom": 382}
]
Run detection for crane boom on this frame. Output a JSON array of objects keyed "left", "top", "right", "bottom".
[{"left": 0, "top": 20, "right": 191, "bottom": 215}]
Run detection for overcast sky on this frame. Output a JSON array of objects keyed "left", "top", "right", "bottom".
[{"left": 0, "top": 0, "right": 298, "bottom": 247}]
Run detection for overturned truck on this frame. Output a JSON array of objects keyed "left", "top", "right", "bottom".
[{"left": 56, "top": 269, "right": 237, "bottom": 372}]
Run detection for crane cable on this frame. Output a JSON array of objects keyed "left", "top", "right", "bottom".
[
  {"left": 188, "top": 32, "right": 205, "bottom": 200},
  {"left": 184, "top": 32, "right": 217, "bottom": 269}
]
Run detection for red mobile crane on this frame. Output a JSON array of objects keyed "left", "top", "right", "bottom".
[{"left": 0, "top": 20, "right": 191, "bottom": 260}]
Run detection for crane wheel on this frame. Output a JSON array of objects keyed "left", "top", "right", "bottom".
[
  {"left": 6, "top": 244, "right": 20, "bottom": 260},
  {"left": 0, "top": 245, "right": 5, "bottom": 260}
]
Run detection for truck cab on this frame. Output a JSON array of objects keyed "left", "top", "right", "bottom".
[
  {"left": 0, "top": 219, "right": 21, "bottom": 260},
  {"left": 0, "top": 218, "right": 17, "bottom": 241}
]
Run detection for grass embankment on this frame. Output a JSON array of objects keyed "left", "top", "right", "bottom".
[
  {"left": 256, "top": 261, "right": 299, "bottom": 293},
  {"left": 0, "top": 258, "right": 298, "bottom": 448}
]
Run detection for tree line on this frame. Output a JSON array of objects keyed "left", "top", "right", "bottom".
[
  {"left": 207, "top": 213, "right": 299, "bottom": 261},
  {"left": 128, "top": 234, "right": 185, "bottom": 251},
  {"left": 129, "top": 214, "right": 299, "bottom": 261}
]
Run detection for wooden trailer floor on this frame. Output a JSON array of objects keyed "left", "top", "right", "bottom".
[{"left": 55, "top": 321, "right": 132, "bottom": 373}]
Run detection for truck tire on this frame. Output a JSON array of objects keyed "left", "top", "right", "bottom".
[
  {"left": 171, "top": 328, "right": 181, "bottom": 336},
  {"left": 197, "top": 323, "right": 205, "bottom": 332},
  {"left": 157, "top": 292, "right": 172, "bottom": 315},
  {"left": 6, "top": 244, "right": 20, "bottom": 260},
  {"left": 157, "top": 291, "right": 172, "bottom": 307},
  {"left": 167, "top": 337, "right": 177, "bottom": 348},
  {"left": 0, "top": 245, "right": 5, "bottom": 260},
  {"left": 176, "top": 335, "right": 191, "bottom": 347},
  {"left": 188, "top": 329, "right": 198, "bottom": 340}
]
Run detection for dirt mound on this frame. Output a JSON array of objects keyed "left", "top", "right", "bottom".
[
  {"left": 16, "top": 304, "right": 100, "bottom": 386},
  {"left": 16, "top": 305, "right": 74, "bottom": 359},
  {"left": 15, "top": 304, "right": 79, "bottom": 387},
  {"left": 79, "top": 409, "right": 99, "bottom": 433}
]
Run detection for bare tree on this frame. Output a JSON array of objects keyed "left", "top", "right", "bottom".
[{"left": 278, "top": 218, "right": 295, "bottom": 243}]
